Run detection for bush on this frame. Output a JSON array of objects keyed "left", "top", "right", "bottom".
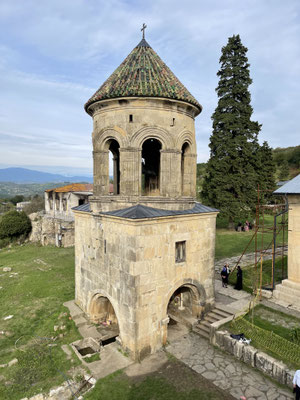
[{"left": 0, "top": 210, "right": 32, "bottom": 240}]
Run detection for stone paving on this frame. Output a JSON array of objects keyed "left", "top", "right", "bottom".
[{"left": 167, "top": 333, "right": 293, "bottom": 400}]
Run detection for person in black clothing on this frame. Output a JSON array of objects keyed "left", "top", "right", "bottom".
[{"left": 234, "top": 265, "right": 243, "bottom": 290}]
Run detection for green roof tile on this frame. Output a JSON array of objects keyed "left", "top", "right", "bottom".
[{"left": 85, "top": 39, "right": 201, "bottom": 113}]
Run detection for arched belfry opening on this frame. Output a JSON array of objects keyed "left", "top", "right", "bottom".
[
  {"left": 108, "top": 139, "right": 120, "bottom": 195},
  {"left": 141, "top": 138, "right": 162, "bottom": 196},
  {"left": 181, "top": 142, "right": 191, "bottom": 196}
]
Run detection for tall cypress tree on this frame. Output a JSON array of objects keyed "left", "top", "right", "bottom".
[
  {"left": 202, "top": 34, "right": 261, "bottom": 224},
  {"left": 257, "top": 141, "right": 276, "bottom": 202}
]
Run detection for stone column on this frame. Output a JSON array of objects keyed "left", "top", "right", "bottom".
[
  {"left": 93, "top": 150, "right": 109, "bottom": 196},
  {"left": 160, "top": 150, "right": 181, "bottom": 198},
  {"left": 45, "top": 192, "right": 50, "bottom": 213},
  {"left": 59, "top": 193, "right": 63, "bottom": 214},
  {"left": 182, "top": 153, "right": 197, "bottom": 198},
  {"left": 119, "top": 148, "right": 140, "bottom": 196},
  {"left": 287, "top": 195, "right": 300, "bottom": 283}
]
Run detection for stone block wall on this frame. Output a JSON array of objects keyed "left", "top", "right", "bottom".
[
  {"left": 74, "top": 209, "right": 217, "bottom": 360},
  {"left": 213, "top": 330, "right": 295, "bottom": 389}
]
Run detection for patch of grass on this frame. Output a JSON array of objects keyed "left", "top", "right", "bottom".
[
  {"left": 228, "top": 257, "right": 287, "bottom": 292},
  {"left": 0, "top": 244, "right": 82, "bottom": 399},
  {"left": 84, "top": 352, "right": 101, "bottom": 363},
  {"left": 215, "top": 214, "right": 286, "bottom": 260},
  {"left": 224, "top": 305, "right": 300, "bottom": 368}
]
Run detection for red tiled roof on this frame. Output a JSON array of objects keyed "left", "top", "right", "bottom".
[{"left": 45, "top": 183, "right": 93, "bottom": 193}]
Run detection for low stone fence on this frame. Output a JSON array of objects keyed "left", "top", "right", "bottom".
[{"left": 210, "top": 324, "right": 295, "bottom": 389}]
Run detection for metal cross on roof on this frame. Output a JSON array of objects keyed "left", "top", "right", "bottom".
[{"left": 141, "top": 23, "right": 147, "bottom": 39}]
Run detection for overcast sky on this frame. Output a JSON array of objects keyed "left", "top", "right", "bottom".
[{"left": 0, "top": 0, "right": 299, "bottom": 176}]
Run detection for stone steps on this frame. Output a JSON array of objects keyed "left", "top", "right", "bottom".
[
  {"left": 273, "top": 279, "right": 300, "bottom": 306},
  {"left": 193, "top": 306, "right": 233, "bottom": 340}
]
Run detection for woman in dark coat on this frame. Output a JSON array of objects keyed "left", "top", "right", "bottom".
[{"left": 235, "top": 266, "right": 243, "bottom": 290}]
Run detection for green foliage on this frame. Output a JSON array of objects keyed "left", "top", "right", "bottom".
[
  {"left": 202, "top": 35, "right": 275, "bottom": 224},
  {"left": 278, "top": 159, "right": 290, "bottom": 180},
  {"left": 0, "top": 210, "right": 31, "bottom": 240},
  {"left": 84, "top": 352, "right": 101, "bottom": 363},
  {"left": 273, "top": 145, "right": 300, "bottom": 179},
  {"left": 9, "top": 194, "right": 24, "bottom": 205},
  {"left": 290, "top": 328, "right": 300, "bottom": 345},
  {"left": 257, "top": 142, "right": 276, "bottom": 201}
]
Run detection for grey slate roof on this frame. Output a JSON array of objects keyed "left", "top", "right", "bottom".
[
  {"left": 102, "top": 203, "right": 218, "bottom": 219},
  {"left": 72, "top": 203, "right": 91, "bottom": 212},
  {"left": 72, "top": 202, "right": 218, "bottom": 218},
  {"left": 274, "top": 174, "right": 300, "bottom": 195}
]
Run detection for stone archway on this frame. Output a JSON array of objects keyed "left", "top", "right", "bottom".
[
  {"left": 163, "top": 281, "right": 206, "bottom": 344},
  {"left": 88, "top": 293, "right": 120, "bottom": 344}
]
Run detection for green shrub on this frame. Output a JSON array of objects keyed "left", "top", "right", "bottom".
[
  {"left": 0, "top": 237, "right": 10, "bottom": 248},
  {"left": 0, "top": 210, "right": 31, "bottom": 240}
]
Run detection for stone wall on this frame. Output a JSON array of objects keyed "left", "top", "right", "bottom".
[
  {"left": 213, "top": 329, "right": 295, "bottom": 389},
  {"left": 90, "top": 97, "right": 198, "bottom": 212},
  {"left": 74, "top": 209, "right": 217, "bottom": 360},
  {"left": 29, "top": 212, "right": 75, "bottom": 247}
]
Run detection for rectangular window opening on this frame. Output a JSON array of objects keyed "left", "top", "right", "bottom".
[
  {"left": 129, "top": 114, "right": 133, "bottom": 122},
  {"left": 175, "top": 241, "right": 186, "bottom": 263},
  {"left": 170, "top": 118, "right": 175, "bottom": 126},
  {"left": 104, "top": 239, "right": 107, "bottom": 254}
]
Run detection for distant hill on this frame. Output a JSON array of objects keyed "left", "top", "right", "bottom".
[{"left": 0, "top": 168, "right": 93, "bottom": 184}]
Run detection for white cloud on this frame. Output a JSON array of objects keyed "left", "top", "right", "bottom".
[{"left": 0, "top": 0, "right": 299, "bottom": 172}]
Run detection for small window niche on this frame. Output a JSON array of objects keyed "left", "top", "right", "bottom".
[
  {"left": 170, "top": 118, "right": 175, "bottom": 127},
  {"left": 175, "top": 241, "right": 186, "bottom": 263},
  {"left": 129, "top": 114, "right": 133, "bottom": 123},
  {"left": 104, "top": 239, "right": 107, "bottom": 254}
]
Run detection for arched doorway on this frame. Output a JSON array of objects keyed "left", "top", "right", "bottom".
[
  {"left": 166, "top": 284, "right": 203, "bottom": 341},
  {"left": 141, "top": 138, "right": 162, "bottom": 196},
  {"left": 89, "top": 294, "right": 120, "bottom": 345},
  {"left": 108, "top": 139, "right": 120, "bottom": 195},
  {"left": 181, "top": 142, "right": 191, "bottom": 196}
]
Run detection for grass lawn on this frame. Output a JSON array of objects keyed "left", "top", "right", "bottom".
[
  {"left": 0, "top": 244, "right": 82, "bottom": 400},
  {"left": 224, "top": 305, "right": 300, "bottom": 368},
  {"left": 84, "top": 359, "right": 235, "bottom": 400},
  {"left": 228, "top": 256, "right": 287, "bottom": 293},
  {"left": 215, "top": 214, "right": 287, "bottom": 260}
]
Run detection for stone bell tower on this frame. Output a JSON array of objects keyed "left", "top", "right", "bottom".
[{"left": 74, "top": 30, "right": 218, "bottom": 360}]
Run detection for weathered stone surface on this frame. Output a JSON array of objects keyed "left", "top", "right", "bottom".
[
  {"left": 286, "top": 369, "right": 296, "bottom": 388},
  {"left": 242, "top": 345, "right": 257, "bottom": 367},
  {"left": 223, "top": 334, "right": 234, "bottom": 354},
  {"left": 3, "top": 267, "right": 11, "bottom": 272},
  {"left": 273, "top": 360, "right": 287, "bottom": 385},
  {"left": 167, "top": 333, "right": 293, "bottom": 400},
  {"left": 255, "top": 352, "right": 276, "bottom": 377},
  {"left": 233, "top": 340, "right": 244, "bottom": 360}
]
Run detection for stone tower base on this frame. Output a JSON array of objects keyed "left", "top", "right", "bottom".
[
  {"left": 273, "top": 279, "right": 300, "bottom": 308},
  {"left": 74, "top": 205, "right": 217, "bottom": 360}
]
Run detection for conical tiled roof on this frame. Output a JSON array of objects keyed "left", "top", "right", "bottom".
[{"left": 85, "top": 39, "right": 201, "bottom": 113}]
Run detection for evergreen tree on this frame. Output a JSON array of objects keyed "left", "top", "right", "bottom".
[
  {"left": 257, "top": 141, "right": 276, "bottom": 202},
  {"left": 279, "top": 159, "right": 290, "bottom": 180},
  {"left": 202, "top": 35, "right": 261, "bottom": 224}
]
